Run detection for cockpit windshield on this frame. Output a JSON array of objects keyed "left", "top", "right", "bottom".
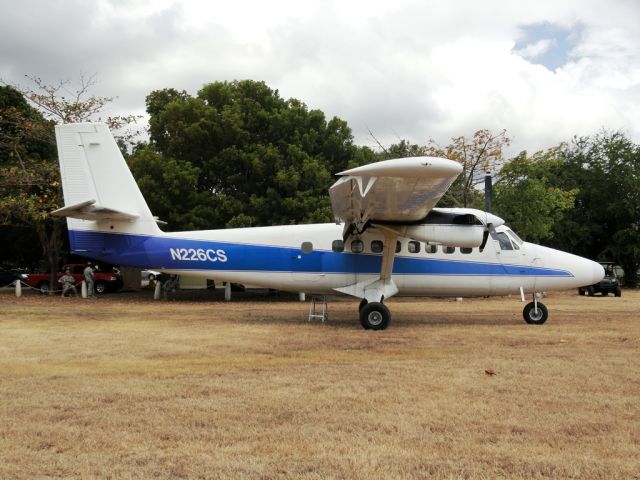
[{"left": 505, "top": 228, "right": 523, "bottom": 246}]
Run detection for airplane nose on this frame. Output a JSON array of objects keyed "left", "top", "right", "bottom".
[
  {"left": 568, "top": 255, "right": 605, "bottom": 288},
  {"left": 591, "top": 261, "right": 605, "bottom": 284}
]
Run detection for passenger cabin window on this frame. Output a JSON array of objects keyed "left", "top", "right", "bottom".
[
  {"left": 495, "top": 232, "right": 514, "bottom": 250},
  {"left": 332, "top": 240, "right": 344, "bottom": 253},
  {"left": 371, "top": 240, "right": 383, "bottom": 253},
  {"left": 301, "top": 241, "right": 313, "bottom": 254},
  {"left": 444, "top": 246, "right": 455, "bottom": 254},
  {"left": 408, "top": 241, "right": 421, "bottom": 254},
  {"left": 351, "top": 239, "right": 364, "bottom": 253},
  {"left": 396, "top": 241, "right": 402, "bottom": 253},
  {"left": 426, "top": 244, "right": 438, "bottom": 254}
]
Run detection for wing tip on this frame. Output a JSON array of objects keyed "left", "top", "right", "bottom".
[{"left": 337, "top": 156, "right": 461, "bottom": 177}]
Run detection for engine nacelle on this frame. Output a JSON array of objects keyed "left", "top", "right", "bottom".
[
  {"left": 372, "top": 208, "right": 501, "bottom": 248},
  {"left": 402, "top": 224, "right": 485, "bottom": 248}
]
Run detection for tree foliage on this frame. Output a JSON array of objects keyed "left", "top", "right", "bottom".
[
  {"left": 0, "top": 76, "right": 139, "bottom": 279},
  {"left": 424, "top": 129, "right": 511, "bottom": 208},
  {"left": 0, "top": 85, "right": 63, "bottom": 276},
  {"left": 132, "top": 80, "right": 360, "bottom": 229},
  {"left": 493, "top": 148, "right": 577, "bottom": 243},
  {"left": 19, "top": 74, "right": 142, "bottom": 143},
  {"left": 550, "top": 131, "right": 640, "bottom": 286}
]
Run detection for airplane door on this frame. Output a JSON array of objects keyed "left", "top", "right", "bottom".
[{"left": 490, "top": 230, "right": 531, "bottom": 293}]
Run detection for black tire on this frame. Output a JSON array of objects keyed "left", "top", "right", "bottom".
[
  {"left": 358, "top": 298, "right": 368, "bottom": 311},
  {"left": 523, "top": 302, "right": 548, "bottom": 325},
  {"left": 587, "top": 286, "right": 595, "bottom": 297},
  {"left": 148, "top": 273, "right": 156, "bottom": 281},
  {"left": 360, "top": 302, "right": 391, "bottom": 330},
  {"left": 38, "top": 281, "right": 50, "bottom": 294},
  {"left": 578, "top": 288, "right": 585, "bottom": 296},
  {"left": 95, "top": 281, "right": 107, "bottom": 294},
  {"left": 615, "top": 286, "right": 622, "bottom": 297}
]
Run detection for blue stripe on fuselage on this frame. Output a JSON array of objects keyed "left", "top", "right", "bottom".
[{"left": 68, "top": 230, "right": 572, "bottom": 277}]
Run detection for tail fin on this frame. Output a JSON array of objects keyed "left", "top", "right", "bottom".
[{"left": 52, "top": 123, "right": 161, "bottom": 237}]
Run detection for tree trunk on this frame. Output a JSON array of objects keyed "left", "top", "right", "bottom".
[
  {"left": 621, "top": 259, "right": 638, "bottom": 288},
  {"left": 120, "top": 267, "right": 141, "bottom": 291},
  {"left": 35, "top": 220, "right": 63, "bottom": 294}
]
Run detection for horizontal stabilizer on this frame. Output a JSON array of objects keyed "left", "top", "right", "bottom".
[{"left": 51, "top": 199, "right": 139, "bottom": 221}]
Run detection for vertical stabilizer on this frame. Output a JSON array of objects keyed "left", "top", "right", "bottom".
[{"left": 53, "top": 123, "right": 160, "bottom": 236}]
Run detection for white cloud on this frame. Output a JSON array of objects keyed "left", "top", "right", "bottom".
[
  {"left": 514, "top": 39, "right": 554, "bottom": 60},
  {"left": 1, "top": 0, "right": 639, "bottom": 156}
]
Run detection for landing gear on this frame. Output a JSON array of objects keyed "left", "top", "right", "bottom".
[
  {"left": 359, "top": 302, "right": 391, "bottom": 330},
  {"left": 358, "top": 298, "right": 368, "bottom": 311},
  {"left": 523, "top": 301, "right": 548, "bottom": 324}
]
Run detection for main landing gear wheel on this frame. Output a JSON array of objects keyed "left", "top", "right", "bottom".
[
  {"left": 523, "top": 301, "right": 548, "bottom": 325},
  {"left": 358, "top": 298, "right": 368, "bottom": 311},
  {"left": 360, "top": 302, "right": 391, "bottom": 330}
]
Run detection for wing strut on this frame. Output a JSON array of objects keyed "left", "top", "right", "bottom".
[{"left": 333, "top": 227, "right": 399, "bottom": 303}]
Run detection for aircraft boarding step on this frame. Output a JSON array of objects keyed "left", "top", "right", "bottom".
[{"left": 308, "top": 295, "right": 328, "bottom": 322}]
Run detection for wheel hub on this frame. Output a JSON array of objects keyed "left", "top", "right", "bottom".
[
  {"left": 368, "top": 311, "right": 383, "bottom": 326},
  {"left": 529, "top": 309, "right": 543, "bottom": 321}
]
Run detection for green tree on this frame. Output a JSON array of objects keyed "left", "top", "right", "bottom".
[
  {"left": 552, "top": 132, "right": 640, "bottom": 287},
  {"left": 424, "top": 129, "right": 511, "bottom": 208},
  {"left": 0, "top": 85, "right": 62, "bottom": 282},
  {"left": 1, "top": 76, "right": 140, "bottom": 287},
  {"left": 134, "top": 80, "right": 360, "bottom": 229},
  {"left": 493, "top": 148, "right": 576, "bottom": 243}
]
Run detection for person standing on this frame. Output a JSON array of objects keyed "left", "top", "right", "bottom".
[
  {"left": 59, "top": 269, "right": 77, "bottom": 297},
  {"left": 84, "top": 264, "right": 95, "bottom": 298}
]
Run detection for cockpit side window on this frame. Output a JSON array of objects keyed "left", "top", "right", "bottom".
[{"left": 495, "top": 232, "right": 514, "bottom": 250}]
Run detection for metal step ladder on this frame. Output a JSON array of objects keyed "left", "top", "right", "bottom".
[{"left": 308, "top": 295, "right": 328, "bottom": 322}]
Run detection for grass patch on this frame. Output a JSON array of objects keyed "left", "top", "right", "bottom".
[{"left": 1, "top": 290, "right": 639, "bottom": 478}]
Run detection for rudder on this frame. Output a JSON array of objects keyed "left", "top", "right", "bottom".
[{"left": 53, "top": 123, "right": 161, "bottom": 236}]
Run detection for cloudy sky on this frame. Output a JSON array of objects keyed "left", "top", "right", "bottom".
[{"left": 1, "top": 0, "right": 639, "bottom": 155}]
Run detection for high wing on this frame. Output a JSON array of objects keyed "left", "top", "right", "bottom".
[
  {"left": 330, "top": 156, "right": 462, "bottom": 231},
  {"left": 329, "top": 157, "right": 462, "bottom": 231},
  {"left": 329, "top": 157, "right": 463, "bottom": 304}
]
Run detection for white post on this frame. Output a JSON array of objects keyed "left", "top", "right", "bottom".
[
  {"left": 224, "top": 282, "right": 231, "bottom": 301},
  {"left": 81, "top": 280, "right": 88, "bottom": 299},
  {"left": 15, "top": 280, "right": 22, "bottom": 298},
  {"left": 299, "top": 292, "right": 306, "bottom": 302},
  {"left": 154, "top": 281, "right": 162, "bottom": 300}
]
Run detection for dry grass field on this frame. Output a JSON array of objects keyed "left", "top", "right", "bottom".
[{"left": 1, "top": 288, "right": 639, "bottom": 479}]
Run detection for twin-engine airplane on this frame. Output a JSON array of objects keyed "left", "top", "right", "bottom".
[{"left": 52, "top": 123, "right": 604, "bottom": 329}]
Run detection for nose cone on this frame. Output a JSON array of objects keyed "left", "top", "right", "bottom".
[
  {"left": 573, "top": 257, "right": 605, "bottom": 287},
  {"left": 591, "top": 261, "right": 605, "bottom": 285}
]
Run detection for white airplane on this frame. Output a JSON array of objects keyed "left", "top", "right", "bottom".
[{"left": 52, "top": 123, "right": 604, "bottom": 329}]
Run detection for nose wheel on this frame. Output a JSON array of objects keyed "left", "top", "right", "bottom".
[{"left": 523, "top": 300, "right": 548, "bottom": 324}]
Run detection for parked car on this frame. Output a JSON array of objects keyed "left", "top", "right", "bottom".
[
  {"left": 23, "top": 263, "right": 123, "bottom": 294},
  {"left": 0, "top": 269, "right": 28, "bottom": 288},
  {"left": 578, "top": 262, "right": 621, "bottom": 297},
  {"left": 0, "top": 269, "right": 18, "bottom": 287}
]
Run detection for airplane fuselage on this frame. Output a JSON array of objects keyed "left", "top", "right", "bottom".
[{"left": 68, "top": 222, "right": 602, "bottom": 298}]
